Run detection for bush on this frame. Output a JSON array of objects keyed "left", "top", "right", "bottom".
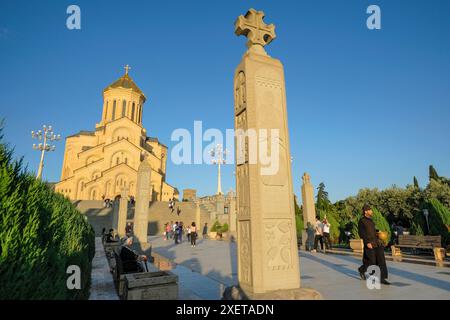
[
  {"left": 0, "top": 126, "right": 95, "bottom": 299},
  {"left": 221, "top": 223, "right": 229, "bottom": 233},
  {"left": 210, "top": 220, "right": 223, "bottom": 232},
  {"left": 426, "top": 199, "right": 450, "bottom": 245},
  {"left": 371, "top": 208, "right": 391, "bottom": 240},
  {"left": 295, "top": 214, "right": 304, "bottom": 236}
]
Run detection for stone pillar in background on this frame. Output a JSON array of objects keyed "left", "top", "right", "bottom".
[
  {"left": 134, "top": 160, "right": 152, "bottom": 244},
  {"left": 214, "top": 194, "right": 224, "bottom": 221},
  {"left": 301, "top": 172, "right": 316, "bottom": 227},
  {"left": 233, "top": 8, "right": 300, "bottom": 295},
  {"left": 117, "top": 187, "right": 129, "bottom": 238},
  {"left": 301, "top": 173, "right": 316, "bottom": 251},
  {"left": 112, "top": 200, "right": 119, "bottom": 233},
  {"left": 195, "top": 201, "right": 201, "bottom": 231}
]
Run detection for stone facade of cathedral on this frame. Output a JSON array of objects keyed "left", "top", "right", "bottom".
[{"left": 55, "top": 67, "right": 178, "bottom": 201}]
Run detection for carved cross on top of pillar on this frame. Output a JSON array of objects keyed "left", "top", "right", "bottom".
[{"left": 234, "top": 8, "right": 276, "bottom": 49}]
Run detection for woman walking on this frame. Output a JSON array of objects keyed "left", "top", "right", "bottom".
[{"left": 191, "top": 222, "right": 197, "bottom": 247}]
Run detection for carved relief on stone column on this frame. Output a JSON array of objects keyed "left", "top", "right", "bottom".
[
  {"left": 235, "top": 110, "right": 249, "bottom": 165},
  {"left": 255, "top": 69, "right": 288, "bottom": 186},
  {"left": 238, "top": 220, "right": 252, "bottom": 286},
  {"left": 236, "top": 164, "right": 250, "bottom": 218},
  {"left": 234, "top": 71, "right": 247, "bottom": 115},
  {"left": 264, "top": 219, "right": 294, "bottom": 271}
]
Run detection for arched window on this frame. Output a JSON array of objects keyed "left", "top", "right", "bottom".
[
  {"left": 125, "top": 158, "right": 128, "bottom": 165},
  {"left": 116, "top": 157, "right": 119, "bottom": 165},
  {"left": 131, "top": 103, "right": 135, "bottom": 121},
  {"left": 112, "top": 100, "right": 116, "bottom": 120},
  {"left": 122, "top": 100, "right": 127, "bottom": 117}
]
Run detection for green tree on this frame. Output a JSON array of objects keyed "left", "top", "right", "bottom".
[
  {"left": 0, "top": 124, "right": 95, "bottom": 299},
  {"left": 429, "top": 165, "right": 440, "bottom": 181},
  {"left": 426, "top": 199, "right": 450, "bottom": 244},
  {"left": 316, "top": 182, "right": 330, "bottom": 211},
  {"left": 413, "top": 176, "right": 419, "bottom": 189},
  {"left": 371, "top": 207, "right": 391, "bottom": 240},
  {"left": 424, "top": 179, "right": 450, "bottom": 209}
]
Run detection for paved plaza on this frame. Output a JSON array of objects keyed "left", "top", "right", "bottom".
[{"left": 147, "top": 236, "right": 450, "bottom": 300}]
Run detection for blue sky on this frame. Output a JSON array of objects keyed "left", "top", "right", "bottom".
[{"left": 1, "top": 0, "right": 449, "bottom": 203}]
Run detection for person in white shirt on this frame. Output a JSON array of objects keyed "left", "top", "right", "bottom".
[
  {"left": 322, "top": 218, "right": 331, "bottom": 251},
  {"left": 312, "top": 216, "right": 323, "bottom": 253}
]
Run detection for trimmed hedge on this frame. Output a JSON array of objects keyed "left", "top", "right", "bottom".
[{"left": 0, "top": 129, "right": 95, "bottom": 299}]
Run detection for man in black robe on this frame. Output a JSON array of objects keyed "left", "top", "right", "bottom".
[
  {"left": 357, "top": 204, "right": 390, "bottom": 285},
  {"left": 120, "top": 237, "right": 146, "bottom": 273}
]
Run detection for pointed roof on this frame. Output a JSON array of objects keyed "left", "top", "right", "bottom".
[{"left": 103, "top": 65, "right": 146, "bottom": 98}]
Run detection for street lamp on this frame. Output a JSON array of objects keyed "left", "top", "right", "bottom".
[
  {"left": 422, "top": 209, "right": 430, "bottom": 234},
  {"left": 31, "top": 124, "right": 61, "bottom": 179},
  {"left": 210, "top": 144, "right": 228, "bottom": 195}
]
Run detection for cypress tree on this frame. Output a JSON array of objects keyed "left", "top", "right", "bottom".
[
  {"left": 429, "top": 165, "right": 440, "bottom": 181},
  {"left": 413, "top": 176, "right": 419, "bottom": 189}
]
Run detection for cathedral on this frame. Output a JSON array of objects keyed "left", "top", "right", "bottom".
[{"left": 55, "top": 66, "right": 178, "bottom": 201}]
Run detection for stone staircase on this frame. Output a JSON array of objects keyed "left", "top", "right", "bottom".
[
  {"left": 73, "top": 200, "right": 115, "bottom": 236},
  {"left": 74, "top": 200, "right": 213, "bottom": 237},
  {"left": 145, "top": 201, "right": 213, "bottom": 235}
]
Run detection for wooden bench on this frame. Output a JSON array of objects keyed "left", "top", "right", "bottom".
[{"left": 391, "top": 235, "right": 445, "bottom": 263}]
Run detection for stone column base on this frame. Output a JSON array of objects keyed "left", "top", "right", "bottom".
[{"left": 222, "top": 286, "right": 322, "bottom": 300}]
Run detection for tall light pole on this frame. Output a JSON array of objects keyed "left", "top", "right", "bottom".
[
  {"left": 210, "top": 144, "right": 228, "bottom": 195},
  {"left": 31, "top": 125, "right": 61, "bottom": 180}
]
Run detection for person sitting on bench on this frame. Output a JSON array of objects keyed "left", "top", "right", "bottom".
[
  {"left": 120, "top": 237, "right": 147, "bottom": 273},
  {"left": 105, "top": 229, "right": 118, "bottom": 243}
]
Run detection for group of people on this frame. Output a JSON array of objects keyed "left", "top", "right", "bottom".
[
  {"left": 312, "top": 216, "right": 332, "bottom": 253},
  {"left": 168, "top": 199, "right": 181, "bottom": 215},
  {"left": 102, "top": 198, "right": 113, "bottom": 208},
  {"left": 164, "top": 221, "right": 209, "bottom": 247}
]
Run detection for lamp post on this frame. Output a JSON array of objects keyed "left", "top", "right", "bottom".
[
  {"left": 423, "top": 208, "right": 430, "bottom": 234},
  {"left": 31, "top": 125, "right": 61, "bottom": 179},
  {"left": 210, "top": 144, "right": 228, "bottom": 195}
]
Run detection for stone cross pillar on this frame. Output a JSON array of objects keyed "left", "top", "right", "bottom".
[
  {"left": 134, "top": 160, "right": 152, "bottom": 244},
  {"left": 195, "top": 201, "right": 201, "bottom": 231},
  {"left": 233, "top": 8, "right": 300, "bottom": 295},
  {"left": 301, "top": 173, "right": 316, "bottom": 229},
  {"left": 117, "top": 187, "right": 129, "bottom": 238},
  {"left": 215, "top": 194, "right": 225, "bottom": 221},
  {"left": 112, "top": 200, "right": 119, "bottom": 233}
]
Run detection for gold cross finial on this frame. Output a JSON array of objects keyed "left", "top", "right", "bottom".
[
  {"left": 124, "top": 64, "right": 131, "bottom": 75},
  {"left": 235, "top": 8, "right": 276, "bottom": 49}
]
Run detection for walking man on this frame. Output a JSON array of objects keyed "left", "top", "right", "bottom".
[{"left": 358, "top": 204, "right": 390, "bottom": 285}]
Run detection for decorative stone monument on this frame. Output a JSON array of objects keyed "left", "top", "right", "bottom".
[
  {"left": 195, "top": 201, "right": 201, "bottom": 231},
  {"left": 117, "top": 187, "right": 129, "bottom": 238},
  {"left": 231, "top": 9, "right": 321, "bottom": 299},
  {"left": 301, "top": 173, "right": 316, "bottom": 250},
  {"left": 134, "top": 159, "right": 152, "bottom": 244}
]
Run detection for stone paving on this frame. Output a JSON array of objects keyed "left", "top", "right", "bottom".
[
  {"left": 148, "top": 235, "right": 450, "bottom": 300},
  {"left": 89, "top": 238, "right": 119, "bottom": 300}
]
